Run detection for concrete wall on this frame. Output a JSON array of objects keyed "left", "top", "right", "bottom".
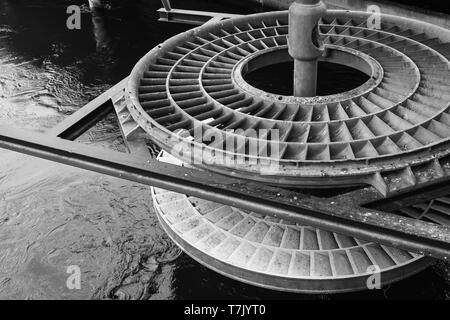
[{"left": 250, "top": 0, "right": 450, "bottom": 29}]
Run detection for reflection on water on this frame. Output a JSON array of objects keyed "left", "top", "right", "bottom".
[{"left": 0, "top": 0, "right": 448, "bottom": 300}]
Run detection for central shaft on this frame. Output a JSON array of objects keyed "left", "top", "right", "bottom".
[{"left": 288, "top": 0, "right": 326, "bottom": 97}]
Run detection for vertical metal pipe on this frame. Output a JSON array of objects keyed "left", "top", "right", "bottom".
[
  {"left": 294, "top": 60, "right": 318, "bottom": 97},
  {"left": 91, "top": 6, "right": 111, "bottom": 52},
  {"left": 288, "top": 0, "right": 326, "bottom": 97},
  {"left": 161, "top": 0, "right": 172, "bottom": 11}
]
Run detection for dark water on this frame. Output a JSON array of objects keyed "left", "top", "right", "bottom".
[
  {"left": 244, "top": 61, "right": 370, "bottom": 96},
  {"left": 0, "top": 0, "right": 448, "bottom": 300}
]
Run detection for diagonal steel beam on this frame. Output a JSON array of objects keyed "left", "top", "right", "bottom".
[
  {"left": 158, "top": 8, "right": 243, "bottom": 25},
  {"left": 334, "top": 180, "right": 450, "bottom": 217},
  {"left": 0, "top": 125, "right": 449, "bottom": 260}
]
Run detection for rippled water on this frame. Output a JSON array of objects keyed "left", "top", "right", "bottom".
[{"left": 0, "top": 0, "right": 448, "bottom": 300}]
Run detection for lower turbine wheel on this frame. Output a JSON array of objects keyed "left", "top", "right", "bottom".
[{"left": 151, "top": 152, "right": 432, "bottom": 293}]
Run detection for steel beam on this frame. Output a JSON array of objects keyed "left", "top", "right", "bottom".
[
  {"left": 158, "top": 8, "right": 242, "bottom": 26},
  {"left": 0, "top": 125, "right": 449, "bottom": 260},
  {"left": 337, "top": 181, "right": 450, "bottom": 216}
]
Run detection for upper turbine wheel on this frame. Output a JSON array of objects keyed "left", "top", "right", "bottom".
[{"left": 127, "top": 10, "right": 450, "bottom": 195}]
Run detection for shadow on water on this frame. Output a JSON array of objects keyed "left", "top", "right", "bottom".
[{"left": 0, "top": 0, "right": 448, "bottom": 300}]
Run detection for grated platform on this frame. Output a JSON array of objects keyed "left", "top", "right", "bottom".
[{"left": 128, "top": 10, "right": 450, "bottom": 194}]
